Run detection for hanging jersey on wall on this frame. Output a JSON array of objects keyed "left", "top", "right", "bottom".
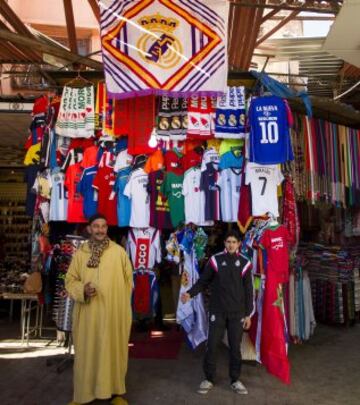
[
  {"left": 183, "top": 149, "right": 203, "bottom": 171},
  {"left": 217, "top": 167, "right": 242, "bottom": 222},
  {"left": 114, "top": 149, "right": 133, "bottom": 172},
  {"left": 81, "top": 145, "right": 99, "bottom": 168},
  {"left": 49, "top": 168, "right": 68, "bottom": 221},
  {"left": 183, "top": 167, "right": 213, "bottom": 226},
  {"left": 132, "top": 270, "right": 159, "bottom": 319},
  {"left": 245, "top": 162, "right": 284, "bottom": 217},
  {"left": 124, "top": 168, "right": 150, "bottom": 228},
  {"left": 164, "top": 149, "right": 184, "bottom": 175},
  {"left": 218, "top": 150, "right": 243, "bottom": 170},
  {"left": 114, "top": 167, "right": 131, "bottom": 227},
  {"left": 64, "top": 162, "right": 87, "bottom": 223},
  {"left": 127, "top": 227, "right": 162, "bottom": 270},
  {"left": 249, "top": 95, "right": 294, "bottom": 164},
  {"left": 77, "top": 165, "right": 98, "bottom": 219},
  {"left": 147, "top": 170, "right": 172, "bottom": 229},
  {"left": 92, "top": 165, "right": 118, "bottom": 226},
  {"left": 260, "top": 225, "right": 290, "bottom": 283},
  {"left": 160, "top": 172, "right": 185, "bottom": 228},
  {"left": 144, "top": 150, "right": 164, "bottom": 174},
  {"left": 32, "top": 169, "right": 51, "bottom": 199},
  {"left": 200, "top": 163, "right": 220, "bottom": 221}
]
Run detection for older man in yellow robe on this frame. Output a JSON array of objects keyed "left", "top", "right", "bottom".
[{"left": 65, "top": 214, "right": 133, "bottom": 405}]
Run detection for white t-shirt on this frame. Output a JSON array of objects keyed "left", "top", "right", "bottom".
[
  {"left": 126, "top": 227, "right": 161, "bottom": 270},
  {"left": 245, "top": 162, "right": 284, "bottom": 217},
  {"left": 49, "top": 168, "right": 68, "bottom": 221},
  {"left": 123, "top": 168, "right": 150, "bottom": 227},
  {"left": 182, "top": 167, "right": 213, "bottom": 226},
  {"left": 114, "top": 149, "right": 133, "bottom": 172},
  {"left": 216, "top": 167, "right": 242, "bottom": 222}
]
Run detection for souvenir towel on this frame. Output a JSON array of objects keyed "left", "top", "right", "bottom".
[{"left": 55, "top": 85, "right": 95, "bottom": 138}]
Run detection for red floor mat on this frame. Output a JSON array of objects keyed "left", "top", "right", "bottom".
[{"left": 129, "top": 327, "right": 183, "bottom": 359}]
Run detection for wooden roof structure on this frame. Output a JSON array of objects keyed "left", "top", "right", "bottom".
[
  {"left": 0, "top": 0, "right": 347, "bottom": 72},
  {"left": 0, "top": 0, "right": 358, "bottom": 125}
]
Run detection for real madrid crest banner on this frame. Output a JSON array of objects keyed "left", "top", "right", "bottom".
[{"left": 99, "top": 0, "right": 229, "bottom": 98}]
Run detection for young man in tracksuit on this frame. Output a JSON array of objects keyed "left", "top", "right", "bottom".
[{"left": 181, "top": 230, "right": 253, "bottom": 395}]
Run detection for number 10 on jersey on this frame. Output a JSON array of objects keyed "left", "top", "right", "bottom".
[{"left": 259, "top": 121, "right": 279, "bottom": 144}]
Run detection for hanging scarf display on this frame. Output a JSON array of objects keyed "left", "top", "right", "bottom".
[
  {"left": 282, "top": 176, "right": 300, "bottom": 251},
  {"left": 215, "top": 86, "right": 246, "bottom": 139},
  {"left": 55, "top": 85, "right": 95, "bottom": 138}
]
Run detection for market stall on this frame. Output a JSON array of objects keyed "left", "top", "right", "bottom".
[{"left": 0, "top": 0, "right": 359, "bottom": 389}]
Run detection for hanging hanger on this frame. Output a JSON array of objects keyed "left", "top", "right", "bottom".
[
  {"left": 65, "top": 70, "right": 93, "bottom": 88},
  {"left": 266, "top": 212, "right": 279, "bottom": 227}
]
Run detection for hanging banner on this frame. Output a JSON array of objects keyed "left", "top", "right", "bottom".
[{"left": 99, "top": 0, "right": 229, "bottom": 99}]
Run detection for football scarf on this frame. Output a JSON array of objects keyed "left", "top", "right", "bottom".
[
  {"left": 215, "top": 86, "right": 246, "bottom": 139},
  {"left": 99, "top": 0, "right": 229, "bottom": 98},
  {"left": 157, "top": 96, "right": 187, "bottom": 140}
]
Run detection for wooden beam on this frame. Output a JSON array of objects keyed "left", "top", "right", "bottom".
[
  {"left": 255, "top": 10, "right": 300, "bottom": 47},
  {"left": 229, "top": 1, "right": 341, "bottom": 15},
  {"left": 63, "top": 0, "right": 78, "bottom": 54},
  {"left": 229, "top": 0, "right": 342, "bottom": 14},
  {"left": 0, "top": 28, "right": 103, "bottom": 70},
  {"left": 0, "top": 0, "right": 34, "bottom": 36},
  {"left": 243, "top": 7, "right": 264, "bottom": 69},
  {"left": 88, "top": 0, "right": 100, "bottom": 23},
  {"left": 0, "top": 20, "right": 34, "bottom": 62},
  {"left": 260, "top": 9, "right": 279, "bottom": 25},
  {"left": 0, "top": 0, "right": 42, "bottom": 62},
  {"left": 269, "top": 16, "right": 335, "bottom": 21}
]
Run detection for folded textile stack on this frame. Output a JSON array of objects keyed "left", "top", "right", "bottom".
[{"left": 299, "top": 243, "right": 359, "bottom": 325}]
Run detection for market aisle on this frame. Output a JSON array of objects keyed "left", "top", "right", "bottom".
[{"left": 1, "top": 323, "right": 360, "bottom": 405}]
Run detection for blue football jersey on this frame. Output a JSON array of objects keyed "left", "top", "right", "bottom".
[
  {"left": 114, "top": 167, "right": 131, "bottom": 227},
  {"left": 77, "top": 165, "right": 98, "bottom": 219},
  {"left": 249, "top": 95, "right": 294, "bottom": 164}
]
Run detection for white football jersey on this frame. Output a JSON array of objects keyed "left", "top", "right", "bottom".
[
  {"left": 245, "top": 162, "right": 284, "bottom": 217},
  {"left": 216, "top": 167, "right": 242, "bottom": 222},
  {"left": 49, "top": 168, "right": 68, "bottom": 221},
  {"left": 123, "top": 168, "right": 150, "bottom": 228},
  {"left": 114, "top": 149, "right": 133, "bottom": 172},
  {"left": 200, "top": 148, "right": 219, "bottom": 171},
  {"left": 126, "top": 227, "right": 161, "bottom": 270},
  {"left": 182, "top": 167, "right": 213, "bottom": 226}
]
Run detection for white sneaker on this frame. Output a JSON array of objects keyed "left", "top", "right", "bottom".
[
  {"left": 231, "top": 380, "right": 248, "bottom": 395},
  {"left": 197, "top": 379, "right": 214, "bottom": 394}
]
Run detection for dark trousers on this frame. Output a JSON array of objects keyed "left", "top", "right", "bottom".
[{"left": 203, "top": 312, "right": 243, "bottom": 383}]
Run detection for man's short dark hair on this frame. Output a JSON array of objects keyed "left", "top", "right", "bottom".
[
  {"left": 88, "top": 213, "right": 107, "bottom": 225},
  {"left": 224, "top": 230, "right": 241, "bottom": 242}
]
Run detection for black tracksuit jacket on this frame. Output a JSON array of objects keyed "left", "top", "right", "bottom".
[{"left": 188, "top": 249, "right": 254, "bottom": 318}]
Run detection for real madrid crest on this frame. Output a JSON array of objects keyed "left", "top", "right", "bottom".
[{"left": 137, "top": 13, "right": 183, "bottom": 69}]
